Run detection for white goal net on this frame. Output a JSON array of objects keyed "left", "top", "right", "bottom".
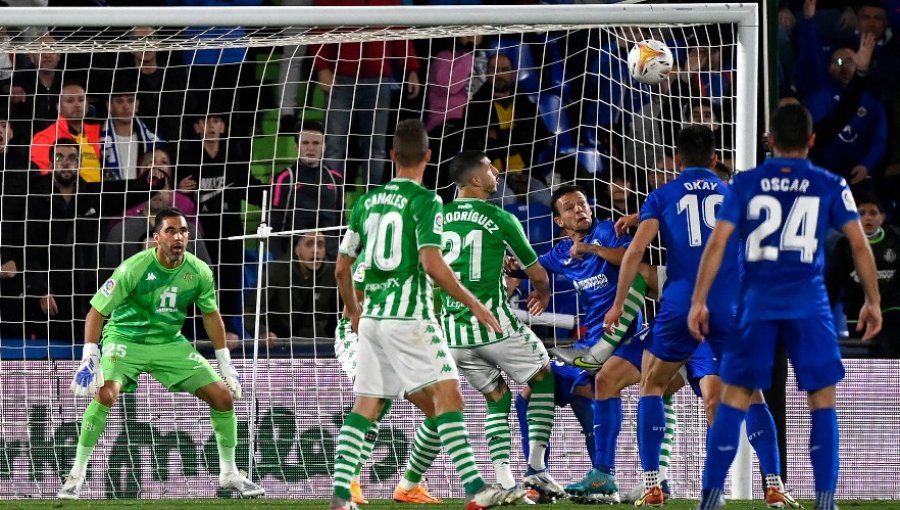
[{"left": 4, "top": 3, "right": 893, "bottom": 503}]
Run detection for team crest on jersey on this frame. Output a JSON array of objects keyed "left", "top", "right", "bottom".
[
  {"left": 885, "top": 249, "right": 896, "bottom": 263},
  {"left": 99, "top": 278, "right": 116, "bottom": 297},
  {"left": 183, "top": 272, "right": 193, "bottom": 281}
]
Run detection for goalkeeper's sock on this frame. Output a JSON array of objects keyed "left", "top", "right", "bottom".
[
  {"left": 436, "top": 411, "right": 485, "bottom": 496},
  {"left": 353, "top": 400, "right": 391, "bottom": 483},
  {"left": 400, "top": 417, "right": 441, "bottom": 490},
  {"left": 333, "top": 412, "right": 372, "bottom": 500},
  {"left": 526, "top": 371, "right": 555, "bottom": 472},
  {"left": 210, "top": 409, "right": 238, "bottom": 476},
  {"left": 72, "top": 400, "right": 110, "bottom": 477}
]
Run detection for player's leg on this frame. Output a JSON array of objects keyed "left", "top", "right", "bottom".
[
  {"left": 394, "top": 413, "right": 444, "bottom": 504},
  {"left": 351, "top": 400, "right": 391, "bottom": 504},
  {"left": 784, "top": 317, "right": 844, "bottom": 510},
  {"left": 60, "top": 339, "right": 144, "bottom": 499},
  {"left": 392, "top": 319, "right": 524, "bottom": 509},
  {"left": 698, "top": 320, "right": 777, "bottom": 510},
  {"left": 331, "top": 318, "right": 397, "bottom": 510},
  {"left": 551, "top": 274, "right": 648, "bottom": 369},
  {"left": 566, "top": 354, "right": 640, "bottom": 503},
  {"left": 745, "top": 390, "right": 800, "bottom": 509},
  {"left": 489, "top": 326, "right": 564, "bottom": 498}
]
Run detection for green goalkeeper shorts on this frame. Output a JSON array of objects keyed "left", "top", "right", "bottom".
[{"left": 100, "top": 337, "right": 221, "bottom": 395}]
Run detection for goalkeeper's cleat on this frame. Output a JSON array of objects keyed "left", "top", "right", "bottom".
[
  {"left": 350, "top": 480, "right": 368, "bottom": 505},
  {"left": 465, "top": 483, "right": 526, "bottom": 510},
  {"left": 548, "top": 346, "right": 601, "bottom": 373},
  {"left": 634, "top": 486, "right": 665, "bottom": 507},
  {"left": 219, "top": 471, "right": 265, "bottom": 497},
  {"left": 393, "top": 484, "right": 443, "bottom": 504},
  {"left": 57, "top": 474, "right": 85, "bottom": 500},
  {"left": 523, "top": 469, "right": 567, "bottom": 500},
  {"left": 564, "top": 468, "right": 618, "bottom": 497},
  {"left": 766, "top": 487, "right": 802, "bottom": 509},
  {"left": 330, "top": 495, "right": 360, "bottom": 510}
]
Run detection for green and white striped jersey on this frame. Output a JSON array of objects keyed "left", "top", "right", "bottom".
[
  {"left": 440, "top": 198, "right": 539, "bottom": 348},
  {"left": 339, "top": 178, "right": 443, "bottom": 321}
]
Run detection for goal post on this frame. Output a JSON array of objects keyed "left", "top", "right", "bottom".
[{"left": 0, "top": 3, "right": 765, "bottom": 500}]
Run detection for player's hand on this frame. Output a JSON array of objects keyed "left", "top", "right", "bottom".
[
  {"left": 406, "top": 71, "right": 422, "bottom": 99},
  {"left": 603, "top": 305, "right": 623, "bottom": 334},
  {"left": 503, "top": 255, "right": 520, "bottom": 275},
  {"left": 526, "top": 289, "right": 549, "bottom": 316},
  {"left": 614, "top": 213, "right": 639, "bottom": 238},
  {"left": 40, "top": 294, "right": 59, "bottom": 316},
  {"left": 570, "top": 241, "right": 594, "bottom": 261},
  {"left": 849, "top": 165, "right": 868, "bottom": 184},
  {"left": 687, "top": 303, "right": 709, "bottom": 341},
  {"left": 857, "top": 302, "right": 882, "bottom": 341},
  {"left": 215, "top": 348, "right": 242, "bottom": 400},
  {"left": 472, "top": 302, "right": 502, "bottom": 333},
  {"left": 71, "top": 343, "right": 104, "bottom": 397}
]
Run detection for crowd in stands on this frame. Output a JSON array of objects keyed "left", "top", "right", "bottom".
[{"left": 0, "top": 0, "right": 897, "bottom": 358}]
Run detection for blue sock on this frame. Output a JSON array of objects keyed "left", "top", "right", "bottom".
[
  {"left": 810, "top": 408, "right": 839, "bottom": 510},
  {"left": 637, "top": 395, "right": 665, "bottom": 471},
  {"left": 516, "top": 394, "right": 530, "bottom": 460},
  {"left": 702, "top": 403, "right": 746, "bottom": 494},
  {"left": 593, "top": 398, "right": 621, "bottom": 474},
  {"left": 745, "top": 403, "right": 781, "bottom": 477},
  {"left": 571, "top": 395, "right": 595, "bottom": 462}
]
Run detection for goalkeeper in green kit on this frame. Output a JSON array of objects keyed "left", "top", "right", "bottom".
[{"left": 58, "top": 208, "right": 265, "bottom": 499}]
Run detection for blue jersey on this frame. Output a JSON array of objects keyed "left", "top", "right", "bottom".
[
  {"left": 538, "top": 220, "right": 633, "bottom": 347},
  {"left": 640, "top": 167, "right": 739, "bottom": 314},
  {"left": 718, "top": 157, "right": 859, "bottom": 321}
]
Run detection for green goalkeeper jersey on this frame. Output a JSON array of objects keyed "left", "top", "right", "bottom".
[
  {"left": 441, "top": 198, "right": 539, "bottom": 347},
  {"left": 90, "top": 248, "right": 218, "bottom": 344},
  {"left": 339, "top": 178, "right": 443, "bottom": 321}
]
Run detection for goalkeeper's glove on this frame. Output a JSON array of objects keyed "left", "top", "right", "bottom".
[
  {"left": 215, "top": 348, "right": 242, "bottom": 400},
  {"left": 71, "top": 343, "right": 104, "bottom": 397}
]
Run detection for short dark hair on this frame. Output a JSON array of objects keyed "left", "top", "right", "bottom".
[
  {"left": 550, "top": 184, "right": 587, "bottom": 217},
  {"left": 295, "top": 120, "right": 324, "bottom": 142},
  {"left": 676, "top": 124, "right": 717, "bottom": 168},
  {"left": 853, "top": 192, "right": 884, "bottom": 212},
  {"left": 449, "top": 150, "right": 487, "bottom": 185},
  {"left": 770, "top": 103, "right": 813, "bottom": 152},
  {"left": 61, "top": 80, "right": 85, "bottom": 92},
  {"left": 52, "top": 137, "right": 80, "bottom": 158},
  {"left": 392, "top": 119, "right": 429, "bottom": 167},
  {"left": 153, "top": 207, "right": 187, "bottom": 233}
]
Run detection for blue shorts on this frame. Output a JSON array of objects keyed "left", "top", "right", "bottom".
[
  {"left": 611, "top": 324, "right": 649, "bottom": 370},
  {"left": 685, "top": 341, "right": 718, "bottom": 397},
  {"left": 720, "top": 316, "right": 844, "bottom": 392},
  {"left": 647, "top": 308, "right": 735, "bottom": 363},
  {"left": 550, "top": 361, "right": 593, "bottom": 407}
]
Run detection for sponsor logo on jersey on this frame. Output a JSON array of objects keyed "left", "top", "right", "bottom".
[
  {"left": 158, "top": 286, "right": 179, "bottom": 313},
  {"left": 573, "top": 273, "right": 609, "bottom": 292},
  {"left": 366, "top": 278, "right": 401, "bottom": 292},
  {"left": 99, "top": 278, "right": 116, "bottom": 297}
]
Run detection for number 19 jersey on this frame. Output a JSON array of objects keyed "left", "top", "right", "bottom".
[
  {"left": 441, "top": 198, "right": 539, "bottom": 347},
  {"left": 718, "top": 157, "right": 859, "bottom": 320},
  {"left": 339, "top": 178, "right": 444, "bottom": 321}
]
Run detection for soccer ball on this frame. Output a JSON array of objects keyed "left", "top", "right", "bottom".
[{"left": 628, "top": 39, "right": 674, "bottom": 85}]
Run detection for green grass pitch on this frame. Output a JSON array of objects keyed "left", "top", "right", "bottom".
[{"left": 1, "top": 500, "right": 897, "bottom": 510}]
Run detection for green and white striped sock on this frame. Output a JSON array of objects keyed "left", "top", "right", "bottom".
[
  {"left": 353, "top": 400, "right": 392, "bottom": 483},
  {"left": 659, "top": 395, "right": 676, "bottom": 482},
  {"left": 436, "top": 411, "right": 485, "bottom": 496},
  {"left": 332, "top": 412, "right": 371, "bottom": 500},
  {"left": 589, "top": 273, "right": 648, "bottom": 363},
  {"left": 400, "top": 417, "right": 441, "bottom": 489},
  {"left": 486, "top": 391, "right": 514, "bottom": 488},
  {"left": 527, "top": 371, "right": 555, "bottom": 471}
]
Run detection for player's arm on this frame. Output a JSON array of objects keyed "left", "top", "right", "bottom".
[
  {"left": 203, "top": 309, "right": 243, "bottom": 400},
  {"left": 420, "top": 246, "right": 501, "bottom": 333},
  {"left": 842, "top": 219, "right": 882, "bottom": 340},
  {"left": 688, "top": 220, "right": 736, "bottom": 340},
  {"left": 503, "top": 213, "right": 551, "bottom": 314},
  {"left": 603, "top": 218, "right": 659, "bottom": 332},
  {"left": 571, "top": 242, "right": 627, "bottom": 266},
  {"left": 335, "top": 254, "right": 361, "bottom": 329},
  {"left": 522, "top": 263, "right": 551, "bottom": 316}
]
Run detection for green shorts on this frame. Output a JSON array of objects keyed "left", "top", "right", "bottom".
[{"left": 100, "top": 337, "right": 221, "bottom": 395}]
